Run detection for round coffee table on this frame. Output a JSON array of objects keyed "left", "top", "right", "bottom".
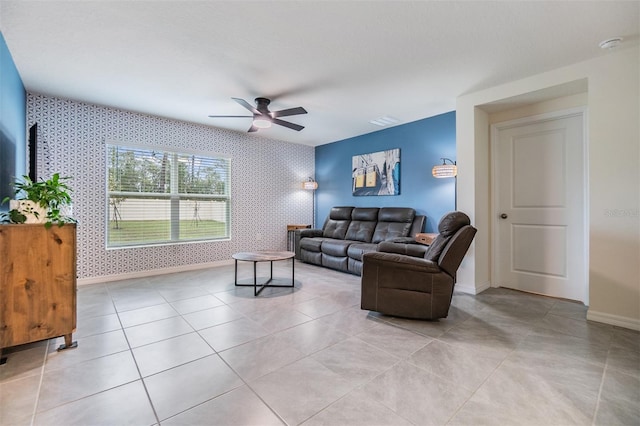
[{"left": 232, "top": 251, "right": 295, "bottom": 296}]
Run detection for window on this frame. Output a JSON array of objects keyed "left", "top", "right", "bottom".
[{"left": 106, "top": 144, "right": 230, "bottom": 248}]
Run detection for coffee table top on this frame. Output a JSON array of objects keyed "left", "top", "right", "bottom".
[{"left": 232, "top": 251, "right": 295, "bottom": 262}]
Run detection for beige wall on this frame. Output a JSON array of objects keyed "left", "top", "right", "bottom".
[{"left": 456, "top": 47, "right": 640, "bottom": 330}]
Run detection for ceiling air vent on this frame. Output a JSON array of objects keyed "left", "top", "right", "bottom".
[
  {"left": 369, "top": 116, "right": 400, "bottom": 127},
  {"left": 599, "top": 37, "right": 623, "bottom": 50}
]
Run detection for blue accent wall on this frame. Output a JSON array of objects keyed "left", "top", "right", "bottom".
[
  {"left": 315, "top": 111, "right": 456, "bottom": 232},
  {"left": 0, "top": 32, "right": 26, "bottom": 211}
]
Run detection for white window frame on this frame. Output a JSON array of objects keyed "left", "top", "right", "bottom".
[{"left": 105, "top": 141, "right": 231, "bottom": 249}]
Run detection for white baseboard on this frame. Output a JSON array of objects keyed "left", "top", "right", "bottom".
[
  {"left": 586, "top": 309, "right": 640, "bottom": 331},
  {"left": 455, "top": 280, "right": 491, "bottom": 295},
  {"left": 77, "top": 259, "right": 234, "bottom": 286}
]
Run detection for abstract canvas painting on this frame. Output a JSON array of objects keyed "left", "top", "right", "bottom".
[{"left": 352, "top": 148, "right": 400, "bottom": 196}]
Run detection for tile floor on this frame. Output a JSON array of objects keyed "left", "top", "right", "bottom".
[{"left": 1, "top": 261, "right": 639, "bottom": 425}]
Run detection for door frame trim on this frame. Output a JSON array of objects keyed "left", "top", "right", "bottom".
[{"left": 490, "top": 107, "right": 589, "bottom": 304}]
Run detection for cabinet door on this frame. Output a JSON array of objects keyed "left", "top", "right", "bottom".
[{"left": 0, "top": 224, "right": 77, "bottom": 348}]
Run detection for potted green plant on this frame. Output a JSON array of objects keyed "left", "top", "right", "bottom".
[{"left": 1, "top": 173, "right": 76, "bottom": 228}]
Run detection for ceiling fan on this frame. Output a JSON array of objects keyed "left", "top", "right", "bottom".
[{"left": 208, "top": 97, "right": 307, "bottom": 132}]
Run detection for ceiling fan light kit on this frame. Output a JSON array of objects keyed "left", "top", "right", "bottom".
[
  {"left": 209, "top": 97, "right": 307, "bottom": 133},
  {"left": 252, "top": 117, "right": 272, "bottom": 129}
]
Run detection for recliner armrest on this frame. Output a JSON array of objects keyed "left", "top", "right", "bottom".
[
  {"left": 378, "top": 241, "right": 428, "bottom": 258},
  {"left": 386, "top": 236, "right": 418, "bottom": 244},
  {"left": 363, "top": 251, "right": 441, "bottom": 274}
]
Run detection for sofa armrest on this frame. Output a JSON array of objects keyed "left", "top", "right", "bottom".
[
  {"left": 294, "top": 228, "right": 324, "bottom": 259},
  {"left": 378, "top": 241, "right": 428, "bottom": 258},
  {"left": 297, "top": 228, "right": 324, "bottom": 238},
  {"left": 363, "top": 251, "right": 441, "bottom": 274}
]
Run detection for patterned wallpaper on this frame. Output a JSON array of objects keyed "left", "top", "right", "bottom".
[{"left": 27, "top": 94, "right": 315, "bottom": 281}]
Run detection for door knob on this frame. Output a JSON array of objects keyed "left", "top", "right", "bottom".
[{"left": 500, "top": 213, "right": 508, "bottom": 219}]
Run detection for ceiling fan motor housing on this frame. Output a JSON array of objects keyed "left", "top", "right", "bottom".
[{"left": 255, "top": 97, "right": 271, "bottom": 115}]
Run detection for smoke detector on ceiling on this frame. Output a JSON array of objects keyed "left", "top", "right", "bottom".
[{"left": 599, "top": 37, "right": 623, "bottom": 50}]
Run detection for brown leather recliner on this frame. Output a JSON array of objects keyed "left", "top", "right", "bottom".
[{"left": 361, "top": 211, "right": 477, "bottom": 320}]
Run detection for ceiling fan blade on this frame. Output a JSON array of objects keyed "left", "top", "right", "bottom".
[
  {"left": 207, "top": 115, "right": 253, "bottom": 118},
  {"left": 247, "top": 125, "right": 259, "bottom": 132},
  {"left": 272, "top": 106, "right": 307, "bottom": 118},
  {"left": 272, "top": 118, "right": 304, "bottom": 131},
  {"left": 232, "top": 97, "right": 260, "bottom": 115}
]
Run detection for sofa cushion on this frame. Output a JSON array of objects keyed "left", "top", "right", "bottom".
[
  {"left": 378, "top": 207, "right": 415, "bottom": 223},
  {"left": 322, "top": 253, "right": 349, "bottom": 271},
  {"left": 329, "top": 206, "right": 354, "bottom": 220},
  {"left": 321, "top": 239, "right": 357, "bottom": 257},
  {"left": 348, "top": 257, "right": 364, "bottom": 275},
  {"left": 372, "top": 222, "right": 414, "bottom": 243},
  {"left": 322, "top": 207, "right": 353, "bottom": 239},
  {"left": 323, "top": 220, "right": 350, "bottom": 239},
  {"left": 301, "top": 250, "right": 322, "bottom": 265},
  {"left": 345, "top": 221, "right": 377, "bottom": 242},
  {"left": 371, "top": 207, "right": 415, "bottom": 243},
  {"left": 351, "top": 207, "right": 379, "bottom": 221},
  {"left": 344, "top": 207, "right": 379, "bottom": 242},
  {"left": 299, "top": 237, "right": 324, "bottom": 252},
  {"left": 346, "top": 242, "right": 378, "bottom": 261}
]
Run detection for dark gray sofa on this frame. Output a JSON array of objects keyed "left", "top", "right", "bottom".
[{"left": 295, "top": 206, "right": 425, "bottom": 275}]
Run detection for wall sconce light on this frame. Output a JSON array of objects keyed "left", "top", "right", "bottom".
[
  {"left": 432, "top": 158, "right": 457, "bottom": 210},
  {"left": 302, "top": 177, "right": 318, "bottom": 190},
  {"left": 302, "top": 177, "right": 318, "bottom": 227},
  {"left": 432, "top": 158, "right": 457, "bottom": 178}
]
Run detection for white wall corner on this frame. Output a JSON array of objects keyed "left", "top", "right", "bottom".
[
  {"left": 455, "top": 280, "right": 491, "bottom": 295},
  {"left": 586, "top": 309, "right": 640, "bottom": 331}
]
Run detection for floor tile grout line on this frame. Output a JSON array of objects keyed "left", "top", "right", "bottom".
[
  {"left": 28, "top": 340, "right": 50, "bottom": 426},
  {"left": 433, "top": 305, "right": 532, "bottom": 425},
  {"left": 182, "top": 281, "right": 370, "bottom": 423},
  {"left": 591, "top": 344, "right": 612, "bottom": 425},
  {"left": 183, "top": 311, "right": 290, "bottom": 426},
  {"left": 155, "top": 282, "right": 256, "bottom": 374},
  {"left": 443, "top": 338, "right": 520, "bottom": 425},
  {"left": 292, "top": 309, "right": 434, "bottom": 423},
  {"left": 300, "top": 353, "right": 410, "bottom": 426},
  {"left": 106, "top": 283, "right": 162, "bottom": 426},
  {"left": 30, "top": 378, "right": 144, "bottom": 422},
  {"left": 33, "top": 284, "right": 137, "bottom": 422}
]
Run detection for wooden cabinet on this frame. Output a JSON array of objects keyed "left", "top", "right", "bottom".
[{"left": 0, "top": 224, "right": 77, "bottom": 350}]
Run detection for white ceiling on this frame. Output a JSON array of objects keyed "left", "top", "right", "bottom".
[{"left": 0, "top": 1, "right": 638, "bottom": 146}]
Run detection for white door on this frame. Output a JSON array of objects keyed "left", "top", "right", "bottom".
[{"left": 493, "top": 110, "right": 587, "bottom": 303}]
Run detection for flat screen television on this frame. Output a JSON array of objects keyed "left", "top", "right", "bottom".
[
  {"left": 29, "top": 123, "right": 37, "bottom": 181},
  {"left": 0, "top": 128, "right": 16, "bottom": 210}
]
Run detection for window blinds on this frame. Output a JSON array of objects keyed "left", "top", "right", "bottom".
[{"left": 106, "top": 144, "right": 230, "bottom": 248}]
